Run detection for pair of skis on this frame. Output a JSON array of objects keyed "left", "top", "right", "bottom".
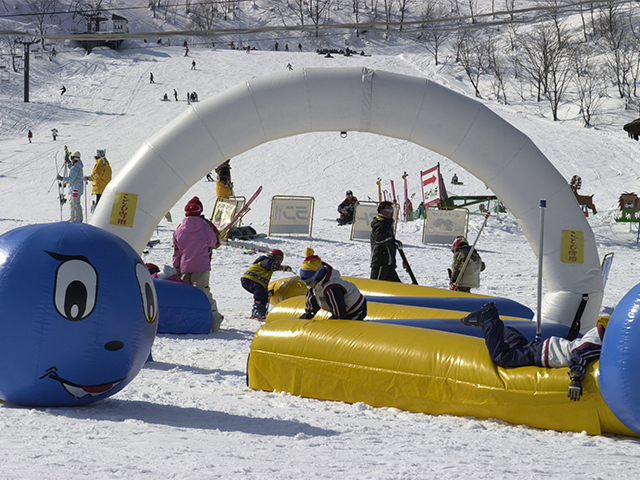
[{"left": 217, "top": 185, "right": 262, "bottom": 240}]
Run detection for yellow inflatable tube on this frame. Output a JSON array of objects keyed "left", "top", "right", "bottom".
[
  {"left": 266, "top": 296, "right": 530, "bottom": 322},
  {"left": 269, "top": 276, "right": 488, "bottom": 306},
  {"left": 248, "top": 318, "right": 636, "bottom": 436}
]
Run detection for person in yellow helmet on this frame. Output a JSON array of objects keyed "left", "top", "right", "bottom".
[{"left": 83, "top": 149, "right": 112, "bottom": 210}]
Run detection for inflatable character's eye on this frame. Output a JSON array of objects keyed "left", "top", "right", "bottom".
[
  {"left": 53, "top": 258, "right": 98, "bottom": 321},
  {"left": 135, "top": 260, "right": 158, "bottom": 324}
]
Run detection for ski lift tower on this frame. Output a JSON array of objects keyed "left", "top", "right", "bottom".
[{"left": 14, "top": 39, "right": 38, "bottom": 103}]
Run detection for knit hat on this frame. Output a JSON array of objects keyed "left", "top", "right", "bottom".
[
  {"left": 71, "top": 151, "right": 81, "bottom": 160},
  {"left": 299, "top": 248, "right": 326, "bottom": 285},
  {"left": 145, "top": 263, "right": 160, "bottom": 275},
  {"left": 184, "top": 196, "right": 204, "bottom": 216}
]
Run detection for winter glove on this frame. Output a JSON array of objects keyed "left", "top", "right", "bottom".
[
  {"left": 299, "top": 311, "right": 315, "bottom": 320},
  {"left": 82, "top": 176, "right": 89, "bottom": 182},
  {"left": 395, "top": 240, "right": 403, "bottom": 249},
  {"left": 568, "top": 371, "right": 584, "bottom": 401},
  {"left": 56, "top": 174, "right": 63, "bottom": 181},
  {"left": 281, "top": 265, "right": 292, "bottom": 272},
  {"left": 449, "top": 283, "right": 457, "bottom": 291}
]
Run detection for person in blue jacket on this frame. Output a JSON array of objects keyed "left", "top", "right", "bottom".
[
  {"left": 57, "top": 151, "right": 84, "bottom": 222},
  {"left": 461, "top": 302, "right": 605, "bottom": 401},
  {"left": 241, "top": 249, "right": 291, "bottom": 320}
]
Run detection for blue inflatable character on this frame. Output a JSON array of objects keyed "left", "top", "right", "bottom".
[{"left": 0, "top": 222, "right": 158, "bottom": 406}]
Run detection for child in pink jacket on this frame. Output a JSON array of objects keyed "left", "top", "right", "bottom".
[{"left": 172, "top": 196, "right": 224, "bottom": 331}]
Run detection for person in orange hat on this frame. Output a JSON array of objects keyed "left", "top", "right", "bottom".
[
  {"left": 172, "top": 196, "right": 224, "bottom": 332},
  {"left": 298, "top": 248, "right": 367, "bottom": 320}
]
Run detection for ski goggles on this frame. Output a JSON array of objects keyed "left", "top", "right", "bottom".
[{"left": 301, "top": 268, "right": 324, "bottom": 286}]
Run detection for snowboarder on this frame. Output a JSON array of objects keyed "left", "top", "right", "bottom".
[
  {"left": 172, "top": 196, "right": 224, "bottom": 332},
  {"left": 449, "top": 235, "right": 485, "bottom": 292},
  {"left": 162, "top": 93, "right": 169, "bottom": 101},
  {"left": 173, "top": 88, "right": 178, "bottom": 101},
  {"left": 370, "top": 201, "right": 402, "bottom": 282},
  {"left": 215, "top": 159, "right": 233, "bottom": 198},
  {"left": 57, "top": 151, "right": 84, "bottom": 222},
  {"left": 51, "top": 128, "right": 58, "bottom": 141},
  {"left": 337, "top": 190, "right": 358, "bottom": 225},
  {"left": 241, "top": 249, "right": 292, "bottom": 320},
  {"left": 83, "top": 149, "right": 112, "bottom": 208},
  {"left": 191, "top": 60, "right": 196, "bottom": 70},
  {"left": 298, "top": 248, "right": 367, "bottom": 320},
  {"left": 461, "top": 302, "right": 605, "bottom": 401},
  {"left": 60, "top": 85, "right": 66, "bottom": 95},
  {"left": 149, "top": 72, "right": 154, "bottom": 83}
]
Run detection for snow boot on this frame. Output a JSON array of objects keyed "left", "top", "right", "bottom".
[
  {"left": 461, "top": 302, "right": 498, "bottom": 327},
  {"left": 251, "top": 302, "right": 267, "bottom": 321}
]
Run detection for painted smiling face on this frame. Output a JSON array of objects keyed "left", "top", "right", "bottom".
[{"left": 0, "top": 222, "right": 158, "bottom": 406}]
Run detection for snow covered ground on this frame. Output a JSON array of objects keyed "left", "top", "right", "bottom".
[{"left": 3, "top": 6, "right": 640, "bottom": 478}]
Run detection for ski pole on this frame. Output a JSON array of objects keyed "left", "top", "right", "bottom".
[
  {"left": 396, "top": 242, "right": 418, "bottom": 285},
  {"left": 47, "top": 152, "right": 64, "bottom": 193},
  {"left": 536, "top": 199, "right": 546, "bottom": 341},
  {"left": 84, "top": 178, "right": 89, "bottom": 222},
  {"left": 451, "top": 212, "right": 490, "bottom": 291}
]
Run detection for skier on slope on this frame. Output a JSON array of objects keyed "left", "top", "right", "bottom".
[
  {"left": 298, "top": 248, "right": 367, "bottom": 320},
  {"left": 57, "top": 151, "right": 84, "bottom": 222},
  {"left": 241, "top": 249, "right": 292, "bottom": 320},
  {"left": 449, "top": 235, "right": 485, "bottom": 292},
  {"left": 83, "top": 149, "right": 112, "bottom": 209}
]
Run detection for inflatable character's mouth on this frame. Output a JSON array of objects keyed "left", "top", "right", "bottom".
[{"left": 40, "top": 366, "right": 125, "bottom": 399}]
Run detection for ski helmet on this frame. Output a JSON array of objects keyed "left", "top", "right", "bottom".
[{"left": 452, "top": 236, "right": 467, "bottom": 252}]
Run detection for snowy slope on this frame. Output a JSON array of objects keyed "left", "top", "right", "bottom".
[{"left": 2, "top": 3, "right": 640, "bottom": 479}]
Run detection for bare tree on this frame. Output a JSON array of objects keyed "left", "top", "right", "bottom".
[
  {"left": 148, "top": 0, "right": 161, "bottom": 19},
  {"left": 308, "top": 0, "right": 332, "bottom": 38},
  {"left": 25, "top": 0, "right": 60, "bottom": 48},
  {"left": 545, "top": 28, "right": 574, "bottom": 121},
  {"left": 416, "top": 0, "right": 450, "bottom": 66},
  {"left": 457, "top": 30, "right": 487, "bottom": 97},
  {"left": 352, "top": 0, "right": 361, "bottom": 36},
  {"left": 486, "top": 34, "right": 508, "bottom": 104},
  {"left": 518, "top": 23, "right": 555, "bottom": 102},
  {"left": 382, "top": 0, "right": 394, "bottom": 28},
  {"left": 397, "top": 0, "right": 415, "bottom": 31},
  {"left": 72, "top": 0, "right": 106, "bottom": 33},
  {"left": 190, "top": 2, "right": 219, "bottom": 30},
  {"left": 573, "top": 47, "right": 606, "bottom": 126}
]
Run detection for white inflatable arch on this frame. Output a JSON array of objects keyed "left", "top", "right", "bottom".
[{"left": 90, "top": 67, "right": 603, "bottom": 331}]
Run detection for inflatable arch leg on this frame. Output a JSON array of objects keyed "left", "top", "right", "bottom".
[{"left": 90, "top": 67, "right": 603, "bottom": 331}]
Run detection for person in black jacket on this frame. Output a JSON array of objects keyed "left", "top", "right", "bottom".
[{"left": 370, "top": 201, "right": 401, "bottom": 282}]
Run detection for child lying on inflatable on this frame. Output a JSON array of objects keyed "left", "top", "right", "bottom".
[{"left": 461, "top": 302, "right": 604, "bottom": 402}]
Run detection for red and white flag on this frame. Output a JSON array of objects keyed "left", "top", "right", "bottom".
[{"left": 421, "top": 165, "right": 441, "bottom": 207}]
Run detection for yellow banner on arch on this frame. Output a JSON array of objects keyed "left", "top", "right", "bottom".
[
  {"left": 561, "top": 230, "right": 584, "bottom": 264},
  {"left": 109, "top": 192, "right": 138, "bottom": 228}
]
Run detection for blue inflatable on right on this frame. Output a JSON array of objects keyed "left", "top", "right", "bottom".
[{"left": 600, "top": 283, "right": 640, "bottom": 435}]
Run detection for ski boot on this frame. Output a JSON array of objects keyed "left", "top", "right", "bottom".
[{"left": 251, "top": 302, "right": 267, "bottom": 321}]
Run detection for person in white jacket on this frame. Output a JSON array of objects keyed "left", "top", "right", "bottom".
[
  {"left": 298, "top": 248, "right": 367, "bottom": 320},
  {"left": 461, "top": 302, "right": 605, "bottom": 401}
]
